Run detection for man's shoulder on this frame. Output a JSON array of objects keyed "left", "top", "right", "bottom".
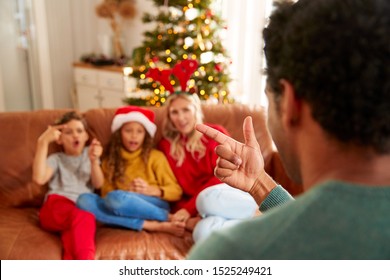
[
  {"left": 189, "top": 191, "right": 326, "bottom": 259},
  {"left": 190, "top": 182, "right": 390, "bottom": 259}
]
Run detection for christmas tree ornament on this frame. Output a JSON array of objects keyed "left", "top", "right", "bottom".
[
  {"left": 172, "top": 59, "right": 199, "bottom": 91},
  {"left": 125, "top": 0, "right": 233, "bottom": 106},
  {"left": 145, "top": 68, "right": 175, "bottom": 93},
  {"left": 95, "top": 0, "right": 137, "bottom": 59},
  {"left": 146, "top": 59, "right": 198, "bottom": 94}
]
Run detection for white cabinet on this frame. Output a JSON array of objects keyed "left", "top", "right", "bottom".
[{"left": 73, "top": 63, "right": 126, "bottom": 111}]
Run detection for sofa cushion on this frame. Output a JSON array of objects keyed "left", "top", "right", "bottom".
[
  {"left": 0, "top": 110, "right": 75, "bottom": 207},
  {"left": 0, "top": 206, "right": 193, "bottom": 260},
  {"left": 94, "top": 226, "right": 193, "bottom": 260},
  {"left": 0, "top": 207, "right": 62, "bottom": 259}
]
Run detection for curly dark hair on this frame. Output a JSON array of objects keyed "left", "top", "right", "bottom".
[
  {"left": 102, "top": 128, "right": 154, "bottom": 188},
  {"left": 263, "top": 0, "right": 390, "bottom": 153}
]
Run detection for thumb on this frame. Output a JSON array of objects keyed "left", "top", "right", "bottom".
[{"left": 243, "top": 116, "right": 258, "bottom": 148}]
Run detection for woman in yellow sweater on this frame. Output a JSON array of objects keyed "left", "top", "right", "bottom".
[{"left": 77, "top": 106, "right": 185, "bottom": 236}]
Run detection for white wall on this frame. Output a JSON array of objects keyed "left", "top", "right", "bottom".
[
  {"left": 0, "top": 0, "right": 34, "bottom": 111},
  {"left": 1, "top": 0, "right": 271, "bottom": 111},
  {"left": 44, "top": 0, "right": 73, "bottom": 109},
  {"left": 0, "top": 66, "right": 4, "bottom": 111},
  {"left": 70, "top": 0, "right": 156, "bottom": 62},
  {"left": 46, "top": 0, "right": 156, "bottom": 109},
  {"left": 222, "top": 0, "right": 271, "bottom": 106},
  {"left": 0, "top": 0, "right": 156, "bottom": 111}
]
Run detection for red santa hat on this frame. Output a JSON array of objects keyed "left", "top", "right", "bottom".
[{"left": 111, "top": 106, "right": 157, "bottom": 137}]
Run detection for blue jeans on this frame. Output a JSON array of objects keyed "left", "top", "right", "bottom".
[{"left": 76, "top": 190, "right": 170, "bottom": 231}]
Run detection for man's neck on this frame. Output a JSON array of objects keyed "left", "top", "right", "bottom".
[{"left": 300, "top": 138, "right": 390, "bottom": 190}]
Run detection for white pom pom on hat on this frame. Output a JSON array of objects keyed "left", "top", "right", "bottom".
[{"left": 111, "top": 106, "right": 157, "bottom": 137}]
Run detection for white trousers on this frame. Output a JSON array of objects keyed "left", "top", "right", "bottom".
[{"left": 193, "top": 183, "right": 258, "bottom": 243}]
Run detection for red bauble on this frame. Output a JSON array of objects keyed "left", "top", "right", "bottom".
[
  {"left": 215, "top": 64, "right": 223, "bottom": 72},
  {"left": 206, "top": 9, "right": 213, "bottom": 18}
]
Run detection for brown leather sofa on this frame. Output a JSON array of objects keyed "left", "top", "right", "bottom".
[{"left": 0, "top": 103, "right": 302, "bottom": 260}]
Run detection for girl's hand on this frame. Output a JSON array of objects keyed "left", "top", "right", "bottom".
[{"left": 131, "top": 178, "right": 161, "bottom": 196}]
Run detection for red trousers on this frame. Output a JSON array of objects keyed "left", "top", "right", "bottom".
[{"left": 39, "top": 194, "right": 96, "bottom": 260}]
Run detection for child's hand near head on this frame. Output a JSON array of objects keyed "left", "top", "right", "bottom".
[{"left": 38, "top": 124, "right": 66, "bottom": 144}]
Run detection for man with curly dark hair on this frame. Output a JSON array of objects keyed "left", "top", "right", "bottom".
[{"left": 188, "top": 0, "right": 390, "bottom": 259}]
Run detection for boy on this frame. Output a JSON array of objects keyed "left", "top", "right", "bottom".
[{"left": 32, "top": 111, "right": 104, "bottom": 259}]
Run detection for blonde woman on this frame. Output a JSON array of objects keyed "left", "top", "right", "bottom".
[{"left": 158, "top": 93, "right": 259, "bottom": 242}]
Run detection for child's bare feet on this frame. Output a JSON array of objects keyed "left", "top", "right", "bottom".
[
  {"left": 185, "top": 216, "right": 201, "bottom": 231},
  {"left": 143, "top": 220, "right": 186, "bottom": 237}
]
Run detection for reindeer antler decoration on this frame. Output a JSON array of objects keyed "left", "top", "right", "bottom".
[
  {"left": 172, "top": 59, "right": 199, "bottom": 92},
  {"left": 145, "top": 68, "right": 174, "bottom": 93},
  {"left": 145, "top": 59, "right": 199, "bottom": 94}
]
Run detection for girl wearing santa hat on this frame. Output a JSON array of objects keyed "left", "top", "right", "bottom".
[{"left": 77, "top": 106, "right": 185, "bottom": 236}]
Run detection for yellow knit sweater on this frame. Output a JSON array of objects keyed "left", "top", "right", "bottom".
[{"left": 101, "top": 148, "right": 182, "bottom": 201}]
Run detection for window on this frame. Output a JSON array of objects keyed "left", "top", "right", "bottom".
[{"left": 219, "top": 0, "right": 273, "bottom": 107}]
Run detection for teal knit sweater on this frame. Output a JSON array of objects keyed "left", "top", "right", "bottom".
[{"left": 188, "top": 181, "right": 390, "bottom": 259}]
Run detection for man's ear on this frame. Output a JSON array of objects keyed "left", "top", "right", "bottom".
[{"left": 279, "top": 79, "right": 302, "bottom": 128}]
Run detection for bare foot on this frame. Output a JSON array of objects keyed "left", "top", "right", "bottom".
[
  {"left": 185, "top": 216, "right": 201, "bottom": 231},
  {"left": 143, "top": 220, "right": 186, "bottom": 237},
  {"left": 168, "top": 213, "right": 177, "bottom": 222},
  {"left": 168, "top": 212, "right": 189, "bottom": 223}
]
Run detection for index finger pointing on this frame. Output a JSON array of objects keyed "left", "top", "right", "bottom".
[
  {"left": 50, "top": 124, "right": 67, "bottom": 131},
  {"left": 195, "top": 123, "right": 234, "bottom": 146}
]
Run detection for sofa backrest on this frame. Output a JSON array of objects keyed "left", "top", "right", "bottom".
[
  {"left": 0, "top": 104, "right": 277, "bottom": 208},
  {"left": 0, "top": 109, "right": 75, "bottom": 207},
  {"left": 83, "top": 104, "right": 275, "bottom": 158}
]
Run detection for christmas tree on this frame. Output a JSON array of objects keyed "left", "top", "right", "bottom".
[{"left": 124, "top": 0, "right": 233, "bottom": 107}]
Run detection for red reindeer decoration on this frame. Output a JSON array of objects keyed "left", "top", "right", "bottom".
[
  {"left": 145, "top": 59, "right": 199, "bottom": 94},
  {"left": 145, "top": 68, "right": 174, "bottom": 93}
]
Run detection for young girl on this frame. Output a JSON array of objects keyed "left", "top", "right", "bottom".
[
  {"left": 77, "top": 106, "right": 185, "bottom": 236},
  {"left": 32, "top": 111, "right": 104, "bottom": 260},
  {"left": 158, "top": 93, "right": 259, "bottom": 242}
]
